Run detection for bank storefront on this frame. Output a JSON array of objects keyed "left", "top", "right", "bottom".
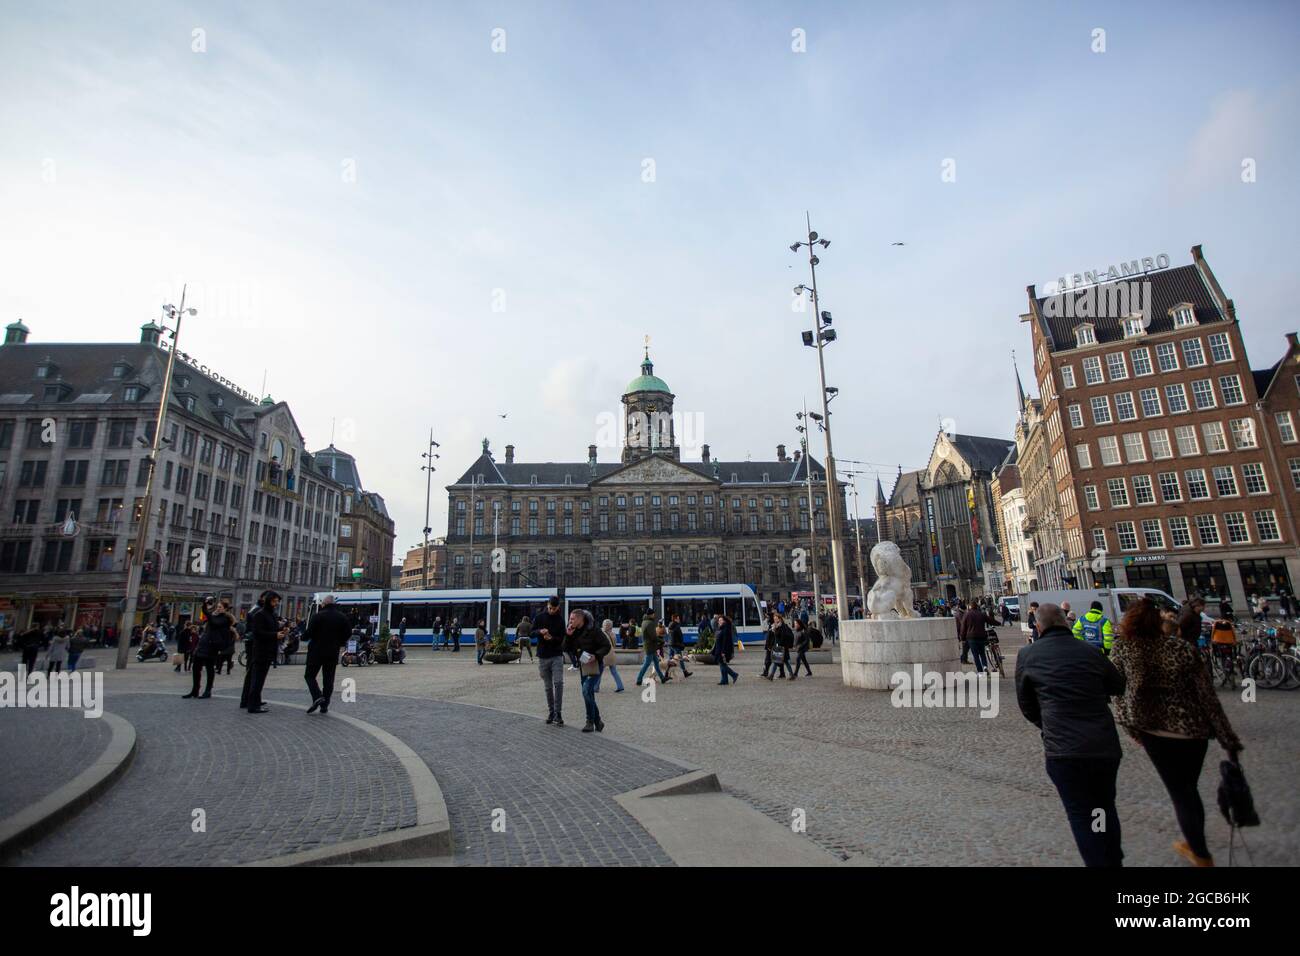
[{"left": 1111, "top": 549, "right": 1298, "bottom": 608}]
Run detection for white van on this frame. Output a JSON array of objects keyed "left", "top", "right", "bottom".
[{"left": 1025, "top": 588, "right": 1182, "bottom": 629}]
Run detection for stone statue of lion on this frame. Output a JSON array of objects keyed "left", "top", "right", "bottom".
[{"left": 866, "top": 541, "right": 915, "bottom": 619}]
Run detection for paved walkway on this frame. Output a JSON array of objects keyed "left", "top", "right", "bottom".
[
  {"left": 2, "top": 627, "right": 1297, "bottom": 867},
  {"left": 260, "top": 689, "right": 681, "bottom": 866},
  {"left": 0, "top": 706, "right": 111, "bottom": 822},
  {"left": 11, "top": 693, "right": 416, "bottom": 866}
]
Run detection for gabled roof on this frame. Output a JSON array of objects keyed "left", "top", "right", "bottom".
[
  {"left": 0, "top": 340, "right": 258, "bottom": 440},
  {"left": 949, "top": 434, "right": 1016, "bottom": 474},
  {"left": 1252, "top": 359, "right": 1283, "bottom": 399},
  {"left": 1033, "top": 263, "right": 1228, "bottom": 353},
  {"left": 888, "top": 470, "right": 922, "bottom": 507}
]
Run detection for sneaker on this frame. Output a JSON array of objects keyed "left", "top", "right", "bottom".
[
  {"left": 554, "top": 717, "right": 564, "bottom": 727},
  {"left": 582, "top": 722, "right": 594, "bottom": 733},
  {"left": 545, "top": 714, "right": 555, "bottom": 725},
  {"left": 595, "top": 720, "right": 604, "bottom": 732},
  {"left": 1173, "top": 840, "right": 1214, "bottom": 867}
]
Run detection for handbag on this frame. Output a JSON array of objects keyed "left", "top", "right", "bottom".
[
  {"left": 579, "top": 651, "right": 600, "bottom": 676},
  {"left": 1217, "top": 754, "right": 1259, "bottom": 865}
]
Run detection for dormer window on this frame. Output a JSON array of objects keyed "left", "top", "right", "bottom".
[
  {"left": 222, "top": 413, "right": 234, "bottom": 430},
  {"left": 43, "top": 383, "right": 72, "bottom": 402},
  {"left": 36, "top": 358, "right": 59, "bottom": 379},
  {"left": 181, "top": 395, "right": 196, "bottom": 412},
  {"left": 1074, "top": 324, "right": 1096, "bottom": 347},
  {"left": 1171, "top": 304, "right": 1197, "bottom": 328},
  {"left": 176, "top": 375, "right": 190, "bottom": 389},
  {"left": 123, "top": 384, "right": 145, "bottom": 402},
  {"left": 731, "top": 472, "right": 739, "bottom": 483},
  {"left": 1121, "top": 315, "right": 1146, "bottom": 338},
  {"left": 529, "top": 474, "right": 537, "bottom": 485},
  {"left": 112, "top": 361, "right": 133, "bottom": 379},
  {"left": 762, "top": 472, "right": 770, "bottom": 483}
]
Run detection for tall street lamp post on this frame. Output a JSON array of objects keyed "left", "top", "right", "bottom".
[
  {"left": 420, "top": 431, "right": 439, "bottom": 588},
  {"left": 116, "top": 289, "right": 195, "bottom": 669},
  {"left": 792, "top": 215, "right": 849, "bottom": 620},
  {"left": 795, "top": 407, "right": 822, "bottom": 629}
]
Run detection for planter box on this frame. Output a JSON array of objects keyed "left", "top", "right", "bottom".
[
  {"left": 690, "top": 653, "right": 717, "bottom": 666},
  {"left": 483, "top": 651, "right": 521, "bottom": 664}
]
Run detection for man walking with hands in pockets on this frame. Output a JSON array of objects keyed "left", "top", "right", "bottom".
[{"left": 533, "top": 596, "right": 568, "bottom": 727}]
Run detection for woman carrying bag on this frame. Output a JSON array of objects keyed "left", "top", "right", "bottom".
[{"left": 1110, "top": 598, "right": 1244, "bottom": 867}]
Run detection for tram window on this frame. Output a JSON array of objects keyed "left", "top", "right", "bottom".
[
  {"left": 663, "top": 597, "right": 725, "bottom": 626},
  {"left": 500, "top": 600, "right": 552, "bottom": 631},
  {"left": 577, "top": 598, "right": 653, "bottom": 629}
]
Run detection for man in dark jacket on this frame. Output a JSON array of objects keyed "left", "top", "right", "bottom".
[
  {"left": 714, "top": 614, "right": 739, "bottom": 685},
  {"left": 636, "top": 612, "right": 668, "bottom": 685},
  {"left": 665, "top": 614, "right": 692, "bottom": 678},
  {"left": 17, "top": 625, "right": 42, "bottom": 676},
  {"left": 533, "top": 597, "right": 568, "bottom": 726},
  {"left": 1015, "top": 603, "right": 1127, "bottom": 866},
  {"left": 1177, "top": 597, "right": 1206, "bottom": 646},
  {"left": 304, "top": 595, "right": 351, "bottom": 714},
  {"left": 961, "top": 604, "right": 991, "bottom": 673},
  {"left": 240, "top": 591, "right": 285, "bottom": 714}
]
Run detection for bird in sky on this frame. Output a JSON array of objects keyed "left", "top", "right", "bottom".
[
  {"left": 498, "top": 413, "right": 508, "bottom": 419},
  {"left": 891, "top": 242, "right": 906, "bottom": 246}
]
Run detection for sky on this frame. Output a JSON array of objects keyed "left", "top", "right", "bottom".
[{"left": 2, "top": 0, "right": 1298, "bottom": 554}]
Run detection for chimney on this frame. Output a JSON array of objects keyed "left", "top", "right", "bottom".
[
  {"left": 505, "top": 444, "right": 515, "bottom": 464},
  {"left": 777, "top": 444, "right": 787, "bottom": 462},
  {"left": 1288, "top": 332, "right": 1299, "bottom": 353},
  {"left": 588, "top": 444, "right": 597, "bottom": 464},
  {"left": 793, "top": 449, "right": 802, "bottom": 462},
  {"left": 3, "top": 319, "right": 29, "bottom": 346},
  {"left": 701, "top": 444, "right": 710, "bottom": 463}
]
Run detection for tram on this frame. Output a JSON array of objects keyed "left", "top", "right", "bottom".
[{"left": 311, "top": 583, "right": 765, "bottom": 646}]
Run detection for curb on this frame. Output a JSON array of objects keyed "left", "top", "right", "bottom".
[
  {"left": 0, "top": 711, "right": 137, "bottom": 861},
  {"left": 232, "top": 698, "right": 452, "bottom": 867}
]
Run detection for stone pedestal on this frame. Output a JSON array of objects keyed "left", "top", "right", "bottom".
[{"left": 840, "top": 617, "right": 960, "bottom": 690}]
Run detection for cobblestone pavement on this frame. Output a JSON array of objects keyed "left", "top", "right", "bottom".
[
  {"left": 258, "top": 688, "right": 681, "bottom": 866},
  {"left": 9, "top": 692, "right": 416, "bottom": 866},
  {"left": 3, "top": 628, "right": 1296, "bottom": 867},
  {"left": 0, "top": 705, "right": 111, "bottom": 821}
]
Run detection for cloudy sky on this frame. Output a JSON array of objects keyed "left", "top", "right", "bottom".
[{"left": 2, "top": 1, "right": 1298, "bottom": 552}]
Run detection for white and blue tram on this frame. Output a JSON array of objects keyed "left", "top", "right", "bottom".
[{"left": 311, "top": 583, "right": 765, "bottom": 646}]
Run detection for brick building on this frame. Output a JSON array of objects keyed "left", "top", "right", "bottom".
[
  {"left": 1019, "top": 245, "right": 1299, "bottom": 606},
  {"left": 313, "top": 445, "right": 395, "bottom": 589}
]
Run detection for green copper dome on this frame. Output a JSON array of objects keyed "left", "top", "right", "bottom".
[{"left": 625, "top": 352, "right": 671, "bottom": 395}]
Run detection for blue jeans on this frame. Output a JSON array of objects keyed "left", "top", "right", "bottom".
[
  {"left": 581, "top": 672, "right": 602, "bottom": 723},
  {"left": 596, "top": 662, "right": 624, "bottom": 692},
  {"left": 969, "top": 640, "right": 988, "bottom": 673},
  {"left": 476, "top": 645, "right": 485, "bottom": 664},
  {"left": 66, "top": 652, "right": 82, "bottom": 672},
  {"left": 637, "top": 652, "right": 665, "bottom": 683},
  {"left": 718, "top": 656, "right": 738, "bottom": 684}
]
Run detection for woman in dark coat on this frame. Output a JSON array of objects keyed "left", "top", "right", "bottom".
[{"left": 184, "top": 599, "right": 235, "bottom": 699}]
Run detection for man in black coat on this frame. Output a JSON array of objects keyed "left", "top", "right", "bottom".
[
  {"left": 240, "top": 591, "right": 285, "bottom": 714},
  {"left": 1015, "top": 603, "right": 1127, "bottom": 866},
  {"left": 714, "top": 614, "right": 739, "bottom": 685},
  {"left": 304, "top": 595, "right": 351, "bottom": 714},
  {"left": 960, "top": 603, "right": 991, "bottom": 673},
  {"left": 17, "top": 625, "right": 42, "bottom": 676}
]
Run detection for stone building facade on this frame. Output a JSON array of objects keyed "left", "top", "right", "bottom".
[
  {"left": 0, "top": 319, "right": 342, "bottom": 632},
  {"left": 313, "top": 445, "right": 395, "bottom": 589},
  {"left": 443, "top": 351, "right": 859, "bottom": 602}
]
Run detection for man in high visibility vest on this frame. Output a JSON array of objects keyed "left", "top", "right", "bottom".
[{"left": 1072, "top": 600, "right": 1114, "bottom": 654}]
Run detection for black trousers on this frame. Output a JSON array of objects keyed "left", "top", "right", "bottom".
[
  {"left": 190, "top": 655, "right": 216, "bottom": 696},
  {"left": 1140, "top": 733, "right": 1211, "bottom": 858},
  {"left": 305, "top": 654, "right": 338, "bottom": 708},
  {"left": 22, "top": 648, "right": 39, "bottom": 673},
  {"left": 240, "top": 643, "right": 274, "bottom": 708},
  {"left": 1045, "top": 756, "right": 1123, "bottom": 866},
  {"left": 792, "top": 648, "right": 811, "bottom": 675}
]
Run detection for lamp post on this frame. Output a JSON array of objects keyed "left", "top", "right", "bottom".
[
  {"left": 116, "top": 289, "right": 195, "bottom": 669},
  {"left": 420, "top": 430, "right": 439, "bottom": 589},
  {"left": 842, "top": 469, "right": 870, "bottom": 611},
  {"left": 795, "top": 407, "right": 822, "bottom": 630},
  {"left": 792, "top": 214, "right": 849, "bottom": 620}
]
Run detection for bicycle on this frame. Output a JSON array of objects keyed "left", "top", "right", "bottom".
[{"left": 984, "top": 631, "right": 1009, "bottom": 678}]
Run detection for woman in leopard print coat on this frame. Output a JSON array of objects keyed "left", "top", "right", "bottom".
[{"left": 1110, "top": 598, "right": 1243, "bottom": 867}]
